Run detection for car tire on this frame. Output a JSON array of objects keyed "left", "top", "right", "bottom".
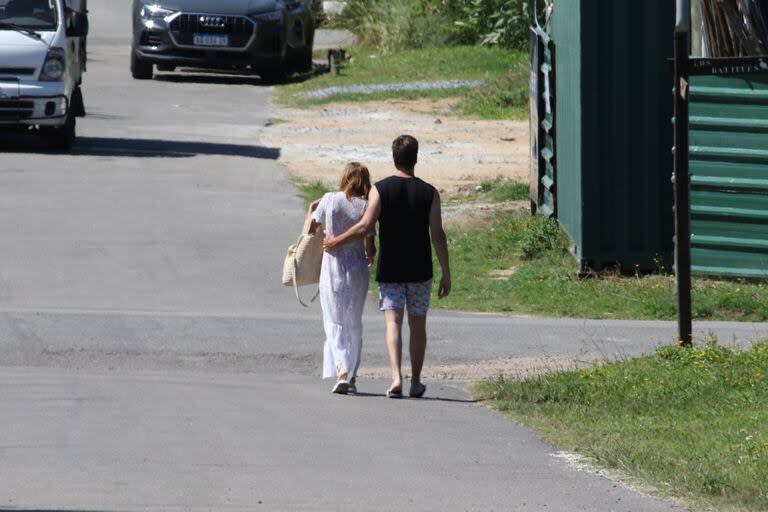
[
  {"left": 295, "top": 47, "right": 313, "bottom": 73},
  {"left": 131, "top": 51, "right": 154, "bottom": 80},
  {"left": 43, "top": 108, "right": 76, "bottom": 152}
]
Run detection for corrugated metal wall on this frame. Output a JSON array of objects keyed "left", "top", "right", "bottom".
[
  {"left": 551, "top": 0, "right": 675, "bottom": 271},
  {"left": 550, "top": 1, "right": 582, "bottom": 253},
  {"left": 689, "top": 74, "right": 768, "bottom": 278}
]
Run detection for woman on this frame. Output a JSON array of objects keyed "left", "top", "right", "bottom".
[{"left": 307, "top": 162, "right": 376, "bottom": 394}]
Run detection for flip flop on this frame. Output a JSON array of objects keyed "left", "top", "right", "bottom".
[
  {"left": 332, "top": 380, "right": 350, "bottom": 395},
  {"left": 409, "top": 383, "right": 427, "bottom": 398},
  {"left": 385, "top": 388, "right": 403, "bottom": 399}
]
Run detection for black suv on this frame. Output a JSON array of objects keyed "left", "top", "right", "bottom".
[{"left": 130, "top": 0, "right": 319, "bottom": 82}]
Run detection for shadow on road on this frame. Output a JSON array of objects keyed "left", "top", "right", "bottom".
[
  {"left": 0, "top": 135, "right": 281, "bottom": 159},
  {"left": 353, "top": 392, "right": 477, "bottom": 404},
  {"left": 155, "top": 73, "right": 266, "bottom": 86},
  {"left": 73, "top": 137, "right": 281, "bottom": 159},
  {"left": 153, "top": 64, "right": 329, "bottom": 87}
]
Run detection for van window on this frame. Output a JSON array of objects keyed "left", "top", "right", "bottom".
[{"left": 0, "top": 0, "right": 59, "bottom": 30}]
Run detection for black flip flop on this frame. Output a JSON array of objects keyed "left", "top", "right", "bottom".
[
  {"left": 385, "top": 388, "right": 403, "bottom": 399},
  {"left": 409, "top": 383, "right": 427, "bottom": 398}
]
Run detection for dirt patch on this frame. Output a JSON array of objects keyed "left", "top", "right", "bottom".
[
  {"left": 357, "top": 356, "right": 590, "bottom": 382},
  {"left": 262, "top": 98, "right": 529, "bottom": 196},
  {"left": 442, "top": 199, "right": 528, "bottom": 230},
  {"left": 487, "top": 268, "right": 518, "bottom": 280}
]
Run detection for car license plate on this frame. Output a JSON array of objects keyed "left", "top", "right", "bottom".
[
  {"left": 0, "top": 80, "right": 20, "bottom": 100},
  {"left": 193, "top": 34, "right": 229, "bottom": 47}
]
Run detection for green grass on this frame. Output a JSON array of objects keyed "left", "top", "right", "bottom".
[
  {"left": 477, "top": 177, "right": 529, "bottom": 202},
  {"left": 474, "top": 341, "right": 768, "bottom": 511},
  {"left": 296, "top": 179, "right": 333, "bottom": 207},
  {"left": 278, "top": 46, "right": 528, "bottom": 119},
  {"left": 431, "top": 211, "right": 768, "bottom": 321}
]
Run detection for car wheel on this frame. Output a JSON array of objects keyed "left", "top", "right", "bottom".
[
  {"left": 131, "top": 50, "right": 154, "bottom": 80},
  {"left": 43, "top": 108, "right": 76, "bottom": 152},
  {"left": 295, "top": 47, "right": 313, "bottom": 73}
]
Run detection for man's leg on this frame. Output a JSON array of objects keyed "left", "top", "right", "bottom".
[
  {"left": 385, "top": 309, "right": 404, "bottom": 393},
  {"left": 408, "top": 314, "right": 427, "bottom": 391}
]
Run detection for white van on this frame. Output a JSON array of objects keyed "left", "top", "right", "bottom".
[{"left": 0, "top": 0, "right": 88, "bottom": 150}]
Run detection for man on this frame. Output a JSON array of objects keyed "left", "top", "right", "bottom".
[{"left": 323, "top": 135, "right": 451, "bottom": 399}]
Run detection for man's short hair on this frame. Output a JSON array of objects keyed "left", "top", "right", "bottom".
[{"left": 392, "top": 135, "right": 419, "bottom": 171}]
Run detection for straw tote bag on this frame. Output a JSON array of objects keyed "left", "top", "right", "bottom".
[{"left": 282, "top": 217, "right": 324, "bottom": 307}]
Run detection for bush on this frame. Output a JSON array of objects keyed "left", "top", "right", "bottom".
[
  {"left": 451, "top": 0, "right": 536, "bottom": 49},
  {"left": 342, "top": 0, "right": 455, "bottom": 53},
  {"left": 340, "top": 0, "right": 540, "bottom": 52},
  {"left": 519, "top": 216, "right": 564, "bottom": 260}
]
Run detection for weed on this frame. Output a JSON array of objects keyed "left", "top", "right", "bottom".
[
  {"left": 296, "top": 180, "right": 332, "bottom": 207},
  {"left": 519, "top": 216, "right": 563, "bottom": 260}
]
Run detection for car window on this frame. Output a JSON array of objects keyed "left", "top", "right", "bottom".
[{"left": 0, "top": 0, "right": 59, "bottom": 29}]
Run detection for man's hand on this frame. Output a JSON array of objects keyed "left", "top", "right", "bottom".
[{"left": 438, "top": 275, "right": 451, "bottom": 299}]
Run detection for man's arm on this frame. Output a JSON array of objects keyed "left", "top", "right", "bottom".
[
  {"left": 324, "top": 186, "right": 381, "bottom": 250},
  {"left": 365, "top": 235, "right": 376, "bottom": 268},
  {"left": 430, "top": 190, "right": 451, "bottom": 299}
]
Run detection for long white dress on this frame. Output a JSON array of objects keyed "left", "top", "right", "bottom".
[{"left": 312, "top": 192, "right": 371, "bottom": 379}]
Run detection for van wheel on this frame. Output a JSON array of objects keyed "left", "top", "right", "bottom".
[
  {"left": 131, "top": 51, "right": 154, "bottom": 80},
  {"left": 72, "top": 86, "right": 86, "bottom": 117},
  {"left": 43, "top": 109, "right": 76, "bottom": 152}
]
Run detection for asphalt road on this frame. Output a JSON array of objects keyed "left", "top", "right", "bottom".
[{"left": 0, "top": 3, "right": 765, "bottom": 511}]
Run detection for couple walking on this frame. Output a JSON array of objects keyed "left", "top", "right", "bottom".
[{"left": 306, "top": 135, "right": 451, "bottom": 398}]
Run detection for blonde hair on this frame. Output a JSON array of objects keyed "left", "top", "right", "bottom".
[{"left": 340, "top": 162, "right": 372, "bottom": 200}]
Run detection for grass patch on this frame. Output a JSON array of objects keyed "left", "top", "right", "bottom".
[
  {"left": 476, "top": 177, "right": 529, "bottom": 202},
  {"left": 278, "top": 46, "right": 528, "bottom": 120},
  {"left": 432, "top": 211, "right": 768, "bottom": 321},
  {"left": 474, "top": 341, "right": 768, "bottom": 511},
  {"left": 296, "top": 179, "right": 333, "bottom": 208},
  {"left": 459, "top": 64, "right": 529, "bottom": 119}
]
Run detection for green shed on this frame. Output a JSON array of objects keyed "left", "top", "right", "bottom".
[{"left": 544, "top": 0, "right": 676, "bottom": 272}]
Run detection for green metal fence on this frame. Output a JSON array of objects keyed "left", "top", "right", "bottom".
[{"left": 689, "top": 73, "right": 768, "bottom": 278}]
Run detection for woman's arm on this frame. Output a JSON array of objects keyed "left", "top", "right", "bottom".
[{"left": 306, "top": 198, "right": 321, "bottom": 234}]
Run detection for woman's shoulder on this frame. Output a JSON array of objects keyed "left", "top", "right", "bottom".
[{"left": 321, "top": 191, "right": 341, "bottom": 203}]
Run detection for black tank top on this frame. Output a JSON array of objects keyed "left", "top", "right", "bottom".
[{"left": 375, "top": 175, "right": 436, "bottom": 283}]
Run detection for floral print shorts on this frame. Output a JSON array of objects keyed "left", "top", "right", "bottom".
[{"left": 378, "top": 279, "right": 433, "bottom": 316}]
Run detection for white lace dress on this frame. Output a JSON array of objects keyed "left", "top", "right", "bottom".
[{"left": 312, "top": 192, "right": 371, "bottom": 379}]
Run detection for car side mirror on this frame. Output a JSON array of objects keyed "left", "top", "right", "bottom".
[{"left": 66, "top": 11, "right": 89, "bottom": 38}]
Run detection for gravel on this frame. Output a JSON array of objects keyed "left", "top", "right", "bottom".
[{"left": 307, "top": 79, "right": 485, "bottom": 99}]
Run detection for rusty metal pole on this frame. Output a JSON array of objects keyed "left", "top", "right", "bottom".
[{"left": 675, "top": 0, "right": 693, "bottom": 347}]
